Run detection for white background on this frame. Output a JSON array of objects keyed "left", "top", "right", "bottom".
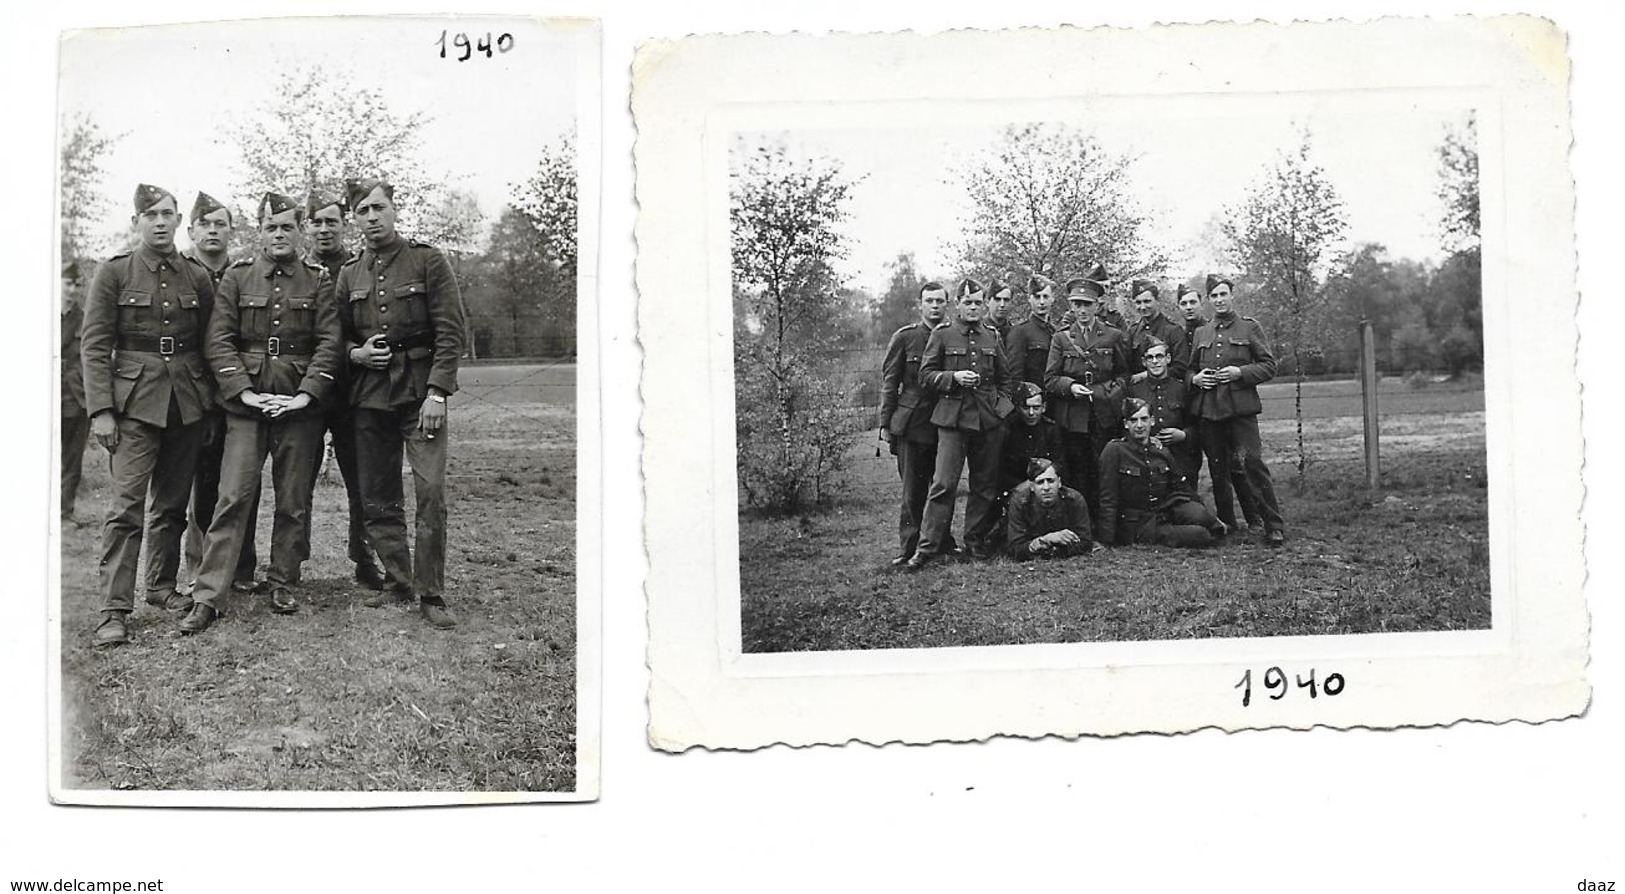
[{"left": 5, "top": 2, "right": 1620, "bottom": 891}]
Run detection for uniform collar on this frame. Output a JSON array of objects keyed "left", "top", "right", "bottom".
[
  {"left": 364, "top": 234, "right": 408, "bottom": 270},
  {"left": 1214, "top": 310, "right": 1238, "bottom": 328},
  {"left": 958, "top": 319, "right": 982, "bottom": 335},
  {"left": 182, "top": 247, "right": 231, "bottom": 275},
  {"left": 312, "top": 246, "right": 350, "bottom": 266},
  {"left": 256, "top": 250, "right": 300, "bottom": 278},
  {"left": 136, "top": 243, "right": 182, "bottom": 272}
]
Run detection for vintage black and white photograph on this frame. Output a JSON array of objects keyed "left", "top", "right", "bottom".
[
  {"left": 52, "top": 16, "right": 600, "bottom": 801},
  {"left": 639, "top": 18, "right": 1585, "bottom": 749}
]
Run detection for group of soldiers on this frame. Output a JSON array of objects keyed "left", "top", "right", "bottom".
[
  {"left": 878, "top": 269, "right": 1284, "bottom": 568},
  {"left": 63, "top": 179, "right": 466, "bottom": 647}
]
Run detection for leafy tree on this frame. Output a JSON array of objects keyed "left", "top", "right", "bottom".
[
  {"left": 59, "top": 113, "right": 120, "bottom": 265},
  {"left": 1223, "top": 131, "right": 1349, "bottom": 481},
  {"left": 731, "top": 141, "right": 857, "bottom": 513},
  {"left": 512, "top": 132, "right": 578, "bottom": 291},
  {"left": 465, "top": 205, "right": 571, "bottom": 358},
  {"left": 873, "top": 251, "right": 925, "bottom": 340},
  {"left": 1433, "top": 115, "right": 1483, "bottom": 377},
  {"left": 951, "top": 122, "right": 1168, "bottom": 315},
  {"left": 1437, "top": 114, "right": 1480, "bottom": 255}
]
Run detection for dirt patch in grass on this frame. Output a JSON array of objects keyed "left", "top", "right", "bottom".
[{"left": 60, "top": 364, "right": 578, "bottom": 792}]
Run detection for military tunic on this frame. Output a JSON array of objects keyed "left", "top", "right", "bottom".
[
  {"left": 912, "top": 320, "right": 1016, "bottom": 559},
  {"left": 335, "top": 235, "right": 466, "bottom": 604},
  {"left": 1044, "top": 320, "right": 1130, "bottom": 530},
  {"left": 1003, "top": 481, "right": 1094, "bottom": 560},
  {"left": 1126, "top": 372, "right": 1197, "bottom": 475},
  {"left": 62, "top": 296, "right": 88, "bottom": 520},
  {"left": 1003, "top": 313, "right": 1058, "bottom": 394},
  {"left": 81, "top": 245, "right": 217, "bottom": 614},
  {"left": 1186, "top": 312, "right": 1283, "bottom": 534},
  {"left": 1125, "top": 312, "right": 1189, "bottom": 383},
  {"left": 1097, "top": 436, "right": 1221, "bottom": 547},
  {"left": 879, "top": 319, "right": 945, "bottom": 559}
]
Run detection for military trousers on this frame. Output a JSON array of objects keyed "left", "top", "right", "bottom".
[
  {"left": 355, "top": 405, "right": 449, "bottom": 605},
  {"left": 299, "top": 401, "right": 374, "bottom": 570},
  {"left": 191, "top": 411, "right": 324, "bottom": 607},
  {"left": 62, "top": 411, "right": 89, "bottom": 519},
  {"left": 1199, "top": 415, "right": 1284, "bottom": 535},
  {"left": 1184, "top": 424, "right": 1263, "bottom": 528},
  {"left": 97, "top": 411, "right": 206, "bottom": 614},
  {"left": 893, "top": 438, "right": 938, "bottom": 560},
  {"left": 1122, "top": 499, "right": 1222, "bottom": 548},
  {"left": 1059, "top": 428, "right": 1113, "bottom": 535},
  {"left": 182, "top": 411, "right": 259, "bottom": 589},
  {"left": 915, "top": 424, "right": 1006, "bottom": 559}
]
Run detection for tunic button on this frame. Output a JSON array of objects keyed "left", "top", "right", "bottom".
[
  {"left": 162, "top": 301, "right": 170, "bottom": 307},
  {"left": 273, "top": 320, "right": 281, "bottom": 327},
  {"left": 274, "top": 304, "right": 281, "bottom": 310},
  {"left": 161, "top": 283, "right": 168, "bottom": 288},
  {"left": 380, "top": 305, "right": 388, "bottom": 313},
  {"left": 378, "top": 276, "right": 385, "bottom": 282}
]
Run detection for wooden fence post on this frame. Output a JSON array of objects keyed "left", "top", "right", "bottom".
[{"left": 1360, "top": 319, "right": 1380, "bottom": 489}]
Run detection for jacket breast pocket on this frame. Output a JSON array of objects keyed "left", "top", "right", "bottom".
[
  {"left": 945, "top": 347, "right": 970, "bottom": 371},
  {"left": 116, "top": 290, "right": 154, "bottom": 334},
  {"left": 286, "top": 295, "right": 318, "bottom": 330},
  {"left": 112, "top": 359, "right": 144, "bottom": 412},
  {"left": 175, "top": 290, "right": 200, "bottom": 310},
  {"left": 395, "top": 281, "right": 429, "bottom": 323},
  {"left": 1118, "top": 465, "right": 1142, "bottom": 477}
]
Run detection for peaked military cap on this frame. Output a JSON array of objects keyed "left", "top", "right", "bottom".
[
  {"left": 1064, "top": 277, "right": 1106, "bottom": 300},
  {"left": 306, "top": 188, "right": 344, "bottom": 218},
  {"left": 1081, "top": 261, "right": 1109, "bottom": 284},
  {"left": 133, "top": 183, "right": 176, "bottom": 213},
  {"left": 1130, "top": 278, "right": 1158, "bottom": 299},
  {"left": 259, "top": 191, "right": 301, "bottom": 221},
  {"left": 190, "top": 191, "right": 227, "bottom": 223},
  {"left": 1205, "top": 273, "right": 1235, "bottom": 295},
  {"left": 345, "top": 177, "right": 393, "bottom": 211}
]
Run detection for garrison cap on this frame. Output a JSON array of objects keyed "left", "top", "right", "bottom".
[
  {"left": 1205, "top": 273, "right": 1235, "bottom": 295},
  {"left": 133, "top": 183, "right": 176, "bottom": 213},
  {"left": 1064, "top": 277, "right": 1106, "bottom": 300},
  {"left": 345, "top": 177, "right": 393, "bottom": 211},
  {"left": 190, "top": 191, "right": 227, "bottom": 223},
  {"left": 1130, "top": 278, "right": 1159, "bottom": 299},
  {"left": 258, "top": 191, "right": 301, "bottom": 221},
  {"left": 1139, "top": 337, "right": 1170, "bottom": 357},
  {"left": 1176, "top": 283, "right": 1196, "bottom": 299},
  {"left": 306, "top": 189, "right": 344, "bottom": 218}
]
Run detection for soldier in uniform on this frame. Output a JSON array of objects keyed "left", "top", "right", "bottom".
[
  {"left": 180, "top": 193, "right": 343, "bottom": 633},
  {"left": 179, "top": 192, "right": 259, "bottom": 598},
  {"left": 1056, "top": 262, "right": 1124, "bottom": 330},
  {"left": 1097, "top": 398, "right": 1226, "bottom": 548},
  {"left": 986, "top": 279, "right": 1014, "bottom": 345},
  {"left": 335, "top": 178, "right": 466, "bottom": 628},
  {"left": 301, "top": 189, "right": 385, "bottom": 589},
  {"left": 1124, "top": 280, "right": 1188, "bottom": 384},
  {"left": 1126, "top": 339, "right": 1197, "bottom": 477},
  {"left": 1175, "top": 282, "right": 1263, "bottom": 531},
  {"left": 878, "top": 281, "right": 952, "bottom": 565},
  {"left": 1187, "top": 274, "right": 1285, "bottom": 546},
  {"left": 996, "top": 382, "right": 1065, "bottom": 519},
  {"left": 82, "top": 185, "right": 218, "bottom": 646},
  {"left": 1002, "top": 274, "right": 1059, "bottom": 398},
  {"left": 906, "top": 278, "right": 1016, "bottom": 569},
  {"left": 62, "top": 262, "right": 90, "bottom": 527},
  {"left": 1044, "top": 276, "right": 1131, "bottom": 531}
]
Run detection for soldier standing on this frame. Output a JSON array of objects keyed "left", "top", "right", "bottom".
[
  {"left": 179, "top": 192, "right": 259, "bottom": 598},
  {"left": 1003, "top": 275, "right": 1058, "bottom": 396},
  {"left": 335, "top": 179, "right": 466, "bottom": 629},
  {"left": 878, "top": 281, "right": 952, "bottom": 565},
  {"left": 1044, "top": 276, "right": 1131, "bottom": 530},
  {"left": 180, "top": 193, "right": 342, "bottom": 632},
  {"left": 301, "top": 189, "right": 385, "bottom": 589},
  {"left": 1188, "top": 274, "right": 1285, "bottom": 546},
  {"left": 82, "top": 185, "right": 218, "bottom": 646},
  {"left": 1124, "top": 280, "right": 1188, "bottom": 384},
  {"left": 987, "top": 279, "right": 1014, "bottom": 345},
  {"left": 906, "top": 278, "right": 1016, "bottom": 568},
  {"left": 1175, "top": 282, "right": 1263, "bottom": 531},
  {"left": 1126, "top": 339, "right": 1198, "bottom": 478},
  {"left": 61, "top": 262, "right": 90, "bottom": 527}
]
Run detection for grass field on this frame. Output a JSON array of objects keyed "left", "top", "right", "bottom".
[
  {"left": 59, "top": 362, "right": 577, "bottom": 792},
  {"left": 741, "top": 376, "right": 1489, "bottom": 652}
]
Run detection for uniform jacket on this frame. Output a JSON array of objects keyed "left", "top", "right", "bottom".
[
  {"left": 879, "top": 319, "right": 940, "bottom": 445},
  {"left": 1097, "top": 437, "right": 1200, "bottom": 546},
  {"left": 1186, "top": 313, "right": 1277, "bottom": 420},
  {"left": 309, "top": 247, "right": 356, "bottom": 390},
  {"left": 62, "top": 300, "right": 85, "bottom": 417},
  {"left": 1004, "top": 481, "right": 1093, "bottom": 558},
  {"left": 1004, "top": 314, "right": 1058, "bottom": 390},
  {"left": 80, "top": 244, "right": 218, "bottom": 428},
  {"left": 999, "top": 417, "right": 1065, "bottom": 495},
  {"left": 335, "top": 236, "right": 466, "bottom": 411},
  {"left": 1126, "top": 373, "right": 1191, "bottom": 438},
  {"left": 1044, "top": 320, "right": 1130, "bottom": 433},
  {"left": 990, "top": 316, "right": 1013, "bottom": 346},
  {"left": 207, "top": 252, "right": 343, "bottom": 416},
  {"left": 183, "top": 249, "right": 233, "bottom": 291},
  {"left": 1125, "top": 313, "right": 1190, "bottom": 382},
  {"left": 919, "top": 320, "right": 1016, "bottom": 431}
]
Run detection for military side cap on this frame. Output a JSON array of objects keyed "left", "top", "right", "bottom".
[
  {"left": 259, "top": 191, "right": 300, "bottom": 220},
  {"left": 1064, "top": 277, "right": 1106, "bottom": 299},
  {"left": 190, "top": 191, "right": 227, "bottom": 223},
  {"left": 1176, "top": 283, "right": 1195, "bottom": 299},
  {"left": 1130, "top": 278, "right": 1158, "bottom": 299},
  {"left": 1205, "top": 273, "right": 1235, "bottom": 295},
  {"left": 133, "top": 183, "right": 175, "bottom": 213},
  {"left": 345, "top": 177, "right": 392, "bottom": 211},
  {"left": 306, "top": 188, "right": 344, "bottom": 218}
]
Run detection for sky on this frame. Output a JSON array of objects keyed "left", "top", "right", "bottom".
[
  {"left": 738, "top": 96, "right": 1472, "bottom": 297},
  {"left": 58, "top": 17, "right": 585, "bottom": 251}
]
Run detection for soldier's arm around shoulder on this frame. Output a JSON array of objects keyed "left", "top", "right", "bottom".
[
  {"left": 206, "top": 267, "right": 253, "bottom": 401},
  {"left": 1238, "top": 317, "right": 1278, "bottom": 385},
  {"left": 301, "top": 265, "right": 342, "bottom": 404},
  {"left": 421, "top": 244, "right": 465, "bottom": 396},
  {"left": 918, "top": 326, "right": 954, "bottom": 394},
  {"left": 79, "top": 257, "right": 124, "bottom": 418}
]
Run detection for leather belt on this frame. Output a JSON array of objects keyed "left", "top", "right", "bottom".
[
  {"left": 384, "top": 331, "right": 435, "bottom": 351},
  {"left": 236, "top": 335, "right": 316, "bottom": 357},
  {"left": 117, "top": 336, "right": 196, "bottom": 355}
]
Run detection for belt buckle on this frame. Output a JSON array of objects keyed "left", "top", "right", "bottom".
[
  {"left": 158, "top": 336, "right": 175, "bottom": 356},
  {"left": 267, "top": 336, "right": 280, "bottom": 357}
]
